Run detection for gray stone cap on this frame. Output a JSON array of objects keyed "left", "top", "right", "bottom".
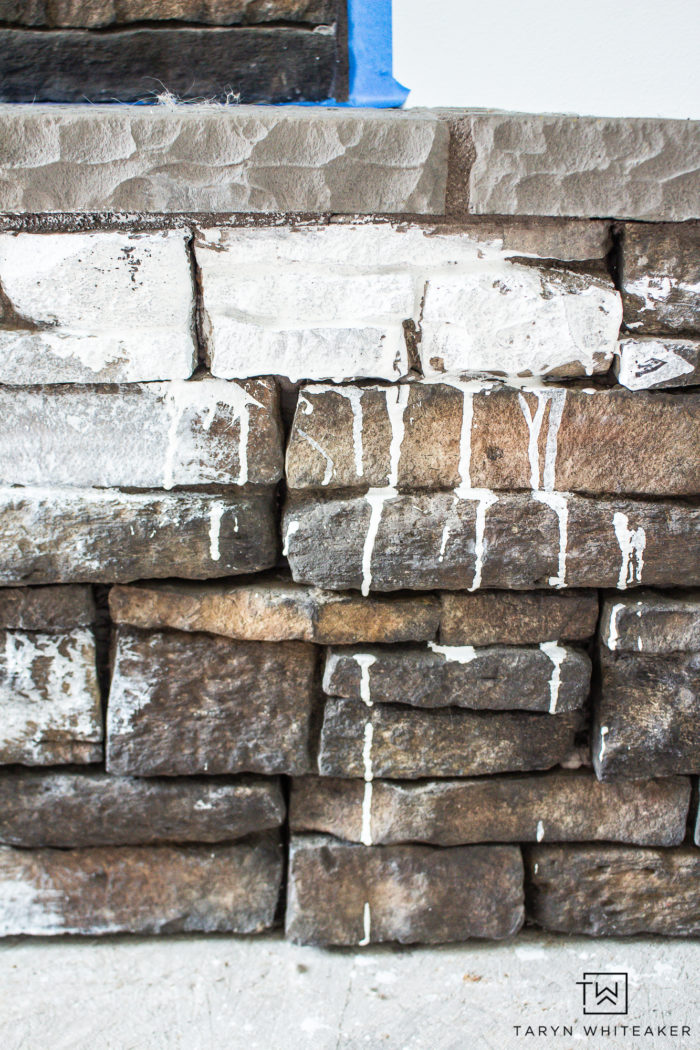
[{"left": 0, "top": 104, "right": 698, "bottom": 221}]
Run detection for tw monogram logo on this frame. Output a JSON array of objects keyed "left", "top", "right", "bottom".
[{"left": 577, "top": 972, "right": 629, "bottom": 1015}]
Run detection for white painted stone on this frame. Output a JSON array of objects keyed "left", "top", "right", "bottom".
[
  {"left": 0, "top": 628, "right": 102, "bottom": 765},
  {"left": 0, "top": 231, "right": 196, "bottom": 384},
  {"left": 615, "top": 337, "right": 699, "bottom": 390},
  {"left": 196, "top": 224, "right": 620, "bottom": 382}
]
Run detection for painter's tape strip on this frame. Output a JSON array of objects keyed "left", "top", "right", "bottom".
[{"left": 346, "top": 0, "right": 409, "bottom": 107}]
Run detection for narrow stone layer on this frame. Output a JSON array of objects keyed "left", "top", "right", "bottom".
[
  {"left": 615, "top": 337, "right": 700, "bottom": 390},
  {"left": 526, "top": 845, "right": 700, "bottom": 936},
  {"left": 107, "top": 628, "right": 317, "bottom": 776},
  {"left": 0, "top": 380, "right": 283, "bottom": 489},
  {"left": 0, "top": 628, "right": 101, "bottom": 766},
  {"left": 319, "top": 701, "right": 580, "bottom": 779},
  {"left": 322, "top": 644, "right": 590, "bottom": 713},
  {"left": 0, "top": 0, "right": 338, "bottom": 27},
  {"left": 0, "top": 488, "right": 278, "bottom": 584},
  {"left": 286, "top": 384, "right": 699, "bottom": 497},
  {"left": 0, "top": 771, "right": 285, "bottom": 848},
  {"left": 621, "top": 223, "right": 700, "bottom": 335},
  {"left": 0, "top": 231, "right": 196, "bottom": 384},
  {"left": 283, "top": 494, "right": 700, "bottom": 592},
  {"left": 290, "top": 772, "right": 691, "bottom": 847},
  {"left": 0, "top": 836, "right": 282, "bottom": 936},
  {"left": 0, "top": 585, "right": 95, "bottom": 630},
  {"left": 109, "top": 578, "right": 440, "bottom": 644},
  {"left": 439, "top": 591, "right": 599, "bottom": 645},
  {"left": 593, "top": 650, "right": 700, "bottom": 780},
  {"left": 286, "top": 835, "right": 524, "bottom": 945},
  {"left": 600, "top": 592, "right": 700, "bottom": 653}
]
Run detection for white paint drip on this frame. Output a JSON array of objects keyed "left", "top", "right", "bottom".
[
  {"left": 536, "top": 820, "right": 545, "bottom": 842},
  {"left": 598, "top": 725, "right": 609, "bottom": 764},
  {"left": 519, "top": 387, "right": 569, "bottom": 588},
  {"left": 359, "top": 901, "right": 371, "bottom": 947},
  {"left": 282, "top": 520, "right": 299, "bottom": 557},
  {"left": 298, "top": 429, "right": 334, "bottom": 486},
  {"left": 469, "top": 489, "right": 498, "bottom": 591},
  {"left": 613, "top": 512, "right": 646, "bottom": 589},
  {"left": 533, "top": 492, "right": 569, "bottom": 588},
  {"left": 208, "top": 503, "right": 225, "bottom": 561},
  {"left": 607, "top": 602, "right": 624, "bottom": 650},
  {"left": 539, "top": 640, "right": 566, "bottom": 714},
  {"left": 360, "top": 386, "right": 409, "bottom": 596},
  {"left": 361, "top": 722, "right": 374, "bottom": 846},
  {"left": 428, "top": 641, "right": 477, "bottom": 663},
  {"left": 353, "top": 653, "right": 377, "bottom": 707}
]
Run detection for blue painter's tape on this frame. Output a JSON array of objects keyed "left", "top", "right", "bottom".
[{"left": 346, "top": 0, "right": 409, "bottom": 108}]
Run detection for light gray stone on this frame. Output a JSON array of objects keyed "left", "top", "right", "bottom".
[
  {"left": 0, "top": 628, "right": 101, "bottom": 765},
  {"left": 0, "top": 106, "right": 448, "bottom": 215},
  {"left": 601, "top": 592, "right": 700, "bottom": 653},
  {"left": 0, "top": 379, "right": 283, "bottom": 489},
  {"left": 463, "top": 112, "right": 700, "bottom": 222},
  {"left": 0, "top": 488, "right": 278, "bottom": 584},
  {"left": 615, "top": 337, "right": 700, "bottom": 389},
  {"left": 0, "top": 231, "right": 196, "bottom": 383}
]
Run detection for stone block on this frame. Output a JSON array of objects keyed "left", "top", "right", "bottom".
[
  {"left": 0, "top": 628, "right": 101, "bottom": 765},
  {"left": 0, "top": 379, "right": 283, "bottom": 489},
  {"left": 0, "top": 488, "right": 278, "bottom": 584},
  {"left": 290, "top": 771, "right": 691, "bottom": 847},
  {"left": 593, "top": 649, "right": 700, "bottom": 780},
  {"left": 286, "top": 383, "right": 699, "bottom": 497},
  {"left": 464, "top": 112, "right": 700, "bottom": 222},
  {"left": 318, "top": 700, "right": 580, "bottom": 779},
  {"left": 615, "top": 337, "right": 700, "bottom": 390},
  {"left": 109, "top": 578, "right": 440, "bottom": 645},
  {"left": 0, "top": 26, "right": 338, "bottom": 105},
  {"left": 601, "top": 592, "right": 700, "bottom": 653},
  {"left": 0, "top": 835, "right": 282, "bottom": 935},
  {"left": 283, "top": 493, "right": 700, "bottom": 593},
  {"left": 0, "top": 770, "right": 284, "bottom": 848},
  {"left": 322, "top": 643, "right": 590, "bottom": 713},
  {"left": 0, "top": 107, "right": 448, "bottom": 215},
  {"left": 0, "top": 585, "right": 95, "bottom": 630},
  {"left": 0, "top": 0, "right": 337, "bottom": 27},
  {"left": 526, "top": 845, "right": 700, "bottom": 936},
  {"left": 198, "top": 225, "right": 619, "bottom": 381},
  {"left": 439, "top": 590, "right": 599, "bottom": 646},
  {"left": 286, "top": 835, "right": 524, "bottom": 945},
  {"left": 621, "top": 223, "right": 700, "bottom": 334},
  {"left": 0, "top": 231, "right": 196, "bottom": 384},
  {"left": 106, "top": 628, "right": 317, "bottom": 776}
]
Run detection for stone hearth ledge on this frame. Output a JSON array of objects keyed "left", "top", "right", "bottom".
[{"left": 0, "top": 106, "right": 698, "bottom": 220}]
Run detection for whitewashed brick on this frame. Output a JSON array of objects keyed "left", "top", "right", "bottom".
[
  {"left": 196, "top": 225, "right": 620, "bottom": 382},
  {"left": 0, "top": 231, "right": 196, "bottom": 383}
]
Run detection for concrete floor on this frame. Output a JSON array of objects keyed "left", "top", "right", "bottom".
[{"left": 0, "top": 930, "right": 697, "bottom": 1050}]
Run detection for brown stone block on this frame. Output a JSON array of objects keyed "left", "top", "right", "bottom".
[
  {"left": 0, "top": 771, "right": 284, "bottom": 848},
  {"left": 621, "top": 223, "right": 700, "bottom": 335},
  {"left": 440, "top": 590, "right": 599, "bottom": 646},
  {"left": 0, "top": 585, "right": 95, "bottom": 630},
  {"left": 107, "top": 628, "right": 317, "bottom": 776},
  {"left": 286, "top": 835, "right": 524, "bottom": 945},
  {"left": 526, "top": 845, "right": 700, "bottom": 936},
  {"left": 0, "top": 835, "right": 282, "bottom": 935},
  {"left": 600, "top": 592, "right": 700, "bottom": 653}
]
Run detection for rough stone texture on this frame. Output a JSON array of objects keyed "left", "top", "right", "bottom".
[
  {"left": 0, "top": 0, "right": 337, "bottom": 27},
  {"left": 286, "top": 835, "right": 524, "bottom": 946},
  {"left": 601, "top": 591, "right": 700, "bottom": 654},
  {"left": 439, "top": 590, "right": 599, "bottom": 646},
  {"left": 615, "top": 337, "right": 700, "bottom": 390},
  {"left": 621, "top": 223, "right": 700, "bottom": 335},
  {"left": 0, "top": 26, "right": 338, "bottom": 105},
  {"left": 198, "top": 225, "right": 619, "bottom": 382},
  {"left": 322, "top": 643, "right": 590, "bottom": 714},
  {"left": 290, "top": 771, "right": 691, "bottom": 847},
  {"left": 107, "top": 628, "right": 317, "bottom": 777},
  {"left": 318, "top": 701, "right": 580, "bottom": 779},
  {"left": 593, "top": 649, "right": 700, "bottom": 780},
  {"left": 526, "top": 845, "right": 700, "bottom": 936},
  {"left": 0, "top": 585, "right": 95, "bottom": 630},
  {"left": 109, "top": 578, "right": 440, "bottom": 645},
  {"left": 0, "top": 628, "right": 101, "bottom": 765},
  {"left": 0, "top": 835, "right": 282, "bottom": 936},
  {"left": 0, "top": 106, "right": 448, "bottom": 215},
  {"left": 0, "top": 771, "right": 284, "bottom": 848},
  {"left": 0, "top": 231, "right": 196, "bottom": 384},
  {"left": 0, "top": 488, "right": 278, "bottom": 584},
  {"left": 0, "top": 380, "right": 283, "bottom": 489},
  {"left": 464, "top": 112, "right": 700, "bottom": 222},
  {"left": 283, "top": 493, "right": 700, "bottom": 593},
  {"left": 287, "top": 384, "right": 698, "bottom": 497}
]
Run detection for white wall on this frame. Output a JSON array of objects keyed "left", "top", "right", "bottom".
[{"left": 393, "top": 0, "right": 700, "bottom": 118}]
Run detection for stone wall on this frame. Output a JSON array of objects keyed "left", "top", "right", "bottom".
[{"left": 0, "top": 106, "right": 698, "bottom": 944}]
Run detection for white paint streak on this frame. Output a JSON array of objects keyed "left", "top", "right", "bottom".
[
  {"left": 613, "top": 512, "right": 646, "bottom": 589},
  {"left": 519, "top": 387, "right": 569, "bottom": 587},
  {"left": 469, "top": 489, "right": 498, "bottom": 591},
  {"left": 298, "top": 429, "right": 334, "bottom": 486},
  {"left": 598, "top": 725, "right": 609, "bottom": 764},
  {"left": 533, "top": 491, "right": 569, "bottom": 589},
  {"left": 208, "top": 503, "right": 225, "bottom": 561},
  {"left": 428, "top": 642, "right": 477, "bottom": 664},
  {"left": 607, "top": 602, "right": 625, "bottom": 650},
  {"left": 353, "top": 653, "right": 377, "bottom": 707},
  {"left": 361, "top": 722, "right": 374, "bottom": 846},
  {"left": 282, "top": 520, "right": 300, "bottom": 558},
  {"left": 536, "top": 820, "right": 545, "bottom": 843},
  {"left": 539, "top": 640, "right": 566, "bottom": 714},
  {"left": 358, "top": 901, "right": 371, "bottom": 947}
]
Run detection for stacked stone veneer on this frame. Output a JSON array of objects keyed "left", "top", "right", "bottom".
[{"left": 0, "top": 107, "right": 698, "bottom": 945}]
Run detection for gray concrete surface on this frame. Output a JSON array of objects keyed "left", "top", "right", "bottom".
[{"left": 0, "top": 930, "right": 697, "bottom": 1049}]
